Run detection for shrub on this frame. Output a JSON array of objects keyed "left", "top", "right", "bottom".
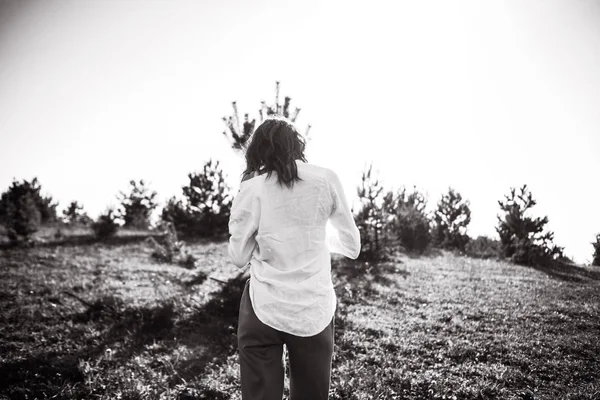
[
  {"left": 1, "top": 177, "right": 59, "bottom": 225},
  {"left": 592, "top": 234, "right": 600, "bottom": 267},
  {"left": 160, "top": 197, "right": 189, "bottom": 235},
  {"left": 149, "top": 222, "right": 199, "bottom": 270},
  {"left": 354, "top": 163, "right": 387, "bottom": 260},
  {"left": 161, "top": 159, "right": 232, "bottom": 238},
  {"left": 62, "top": 201, "right": 92, "bottom": 225},
  {"left": 181, "top": 159, "right": 231, "bottom": 236},
  {"left": 432, "top": 188, "right": 471, "bottom": 251},
  {"left": 496, "top": 185, "right": 563, "bottom": 266},
  {"left": 161, "top": 221, "right": 182, "bottom": 260},
  {"left": 37, "top": 193, "right": 58, "bottom": 224},
  {"left": 117, "top": 180, "right": 158, "bottom": 229},
  {"left": 92, "top": 208, "right": 119, "bottom": 239},
  {"left": 465, "top": 235, "right": 501, "bottom": 259},
  {"left": 149, "top": 221, "right": 184, "bottom": 263},
  {"left": 178, "top": 252, "right": 198, "bottom": 269},
  {"left": 0, "top": 178, "right": 52, "bottom": 244},
  {"left": 388, "top": 186, "right": 432, "bottom": 254}
]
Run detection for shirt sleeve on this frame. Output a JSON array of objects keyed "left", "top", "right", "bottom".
[
  {"left": 228, "top": 184, "right": 260, "bottom": 268},
  {"left": 326, "top": 169, "right": 361, "bottom": 259}
]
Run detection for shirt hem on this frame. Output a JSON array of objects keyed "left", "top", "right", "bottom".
[{"left": 249, "top": 278, "right": 337, "bottom": 337}]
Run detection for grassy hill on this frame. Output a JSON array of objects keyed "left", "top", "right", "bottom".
[{"left": 0, "top": 235, "right": 598, "bottom": 399}]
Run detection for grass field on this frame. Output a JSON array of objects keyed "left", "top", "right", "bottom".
[{"left": 0, "top": 233, "right": 599, "bottom": 399}]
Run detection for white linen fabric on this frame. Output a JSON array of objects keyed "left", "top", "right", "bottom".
[{"left": 228, "top": 160, "right": 361, "bottom": 337}]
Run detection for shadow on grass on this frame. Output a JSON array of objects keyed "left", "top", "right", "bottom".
[
  {"left": 171, "top": 272, "right": 247, "bottom": 386},
  {"left": 333, "top": 257, "right": 408, "bottom": 302},
  {"left": 329, "top": 258, "right": 410, "bottom": 400},
  {"left": 0, "top": 248, "right": 408, "bottom": 399},
  {"left": 183, "top": 271, "right": 209, "bottom": 287},
  {"left": 0, "top": 251, "right": 407, "bottom": 399},
  {"left": 0, "top": 272, "right": 248, "bottom": 400},
  {"left": 0, "top": 354, "right": 85, "bottom": 399},
  {"left": 181, "top": 233, "right": 229, "bottom": 246},
  {"left": 530, "top": 260, "right": 600, "bottom": 283}
]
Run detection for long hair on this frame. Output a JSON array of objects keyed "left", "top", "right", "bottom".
[{"left": 243, "top": 116, "right": 307, "bottom": 189}]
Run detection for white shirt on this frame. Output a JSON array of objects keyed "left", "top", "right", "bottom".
[{"left": 228, "top": 160, "right": 361, "bottom": 336}]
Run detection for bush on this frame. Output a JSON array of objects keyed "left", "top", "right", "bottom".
[
  {"left": 37, "top": 194, "right": 58, "bottom": 224},
  {"left": 148, "top": 221, "right": 193, "bottom": 267},
  {"left": 592, "top": 234, "right": 600, "bottom": 267},
  {"left": 148, "top": 221, "right": 198, "bottom": 269},
  {"left": 62, "top": 201, "right": 92, "bottom": 225},
  {"left": 92, "top": 208, "right": 119, "bottom": 239},
  {"left": 496, "top": 185, "right": 563, "bottom": 266},
  {"left": 352, "top": 165, "right": 435, "bottom": 259},
  {"left": 354, "top": 163, "right": 387, "bottom": 261},
  {"left": 160, "top": 197, "right": 189, "bottom": 235},
  {"left": 388, "top": 186, "right": 432, "bottom": 254},
  {"left": 178, "top": 252, "right": 198, "bottom": 269},
  {"left": 432, "top": 188, "right": 471, "bottom": 251},
  {"left": 117, "top": 180, "right": 158, "bottom": 229},
  {"left": 465, "top": 235, "right": 501, "bottom": 259},
  {"left": 161, "top": 159, "right": 232, "bottom": 238},
  {"left": 2, "top": 177, "right": 59, "bottom": 225},
  {"left": 0, "top": 178, "right": 53, "bottom": 244}
]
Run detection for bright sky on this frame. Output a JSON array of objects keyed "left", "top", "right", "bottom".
[{"left": 1, "top": 0, "right": 599, "bottom": 263}]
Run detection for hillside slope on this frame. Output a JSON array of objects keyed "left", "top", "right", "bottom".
[{"left": 0, "top": 239, "right": 598, "bottom": 399}]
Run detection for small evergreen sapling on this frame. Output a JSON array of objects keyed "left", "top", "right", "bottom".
[
  {"left": 182, "top": 159, "right": 232, "bottom": 237},
  {"left": 148, "top": 221, "right": 197, "bottom": 269},
  {"left": 117, "top": 180, "right": 158, "bottom": 230},
  {"left": 92, "top": 208, "right": 119, "bottom": 239},
  {"left": 592, "top": 234, "right": 600, "bottom": 267},
  {"left": 160, "top": 197, "right": 188, "bottom": 235},
  {"left": 465, "top": 235, "right": 501, "bottom": 259},
  {"left": 0, "top": 178, "right": 56, "bottom": 244},
  {"left": 4, "top": 193, "right": 40, "bottom": 244},
  {"left": 391, "top": 186, "right": 432, "bottom": 254},
  {"left": 161, "top": 159, "right": 232, "bottom": 238},
  {"left": 496, "top": 185, "right": 563, "bottom": 266},
  {"left": 62, "top": 201, "right": 92, "bottom": 225},
  {"left": 432, "top": 188, "right": 471, "bottom": 251},
  {"left": 354, "top": 163, "right": 386, "bottom": 260}
]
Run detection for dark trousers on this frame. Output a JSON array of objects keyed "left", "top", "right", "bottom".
[{"left": 237, "top": 279, "right": 334, "bottom": 400}]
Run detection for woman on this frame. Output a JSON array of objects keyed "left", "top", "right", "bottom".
[{"left": 228, "top": 116, "right": 361, "bottom": 400}]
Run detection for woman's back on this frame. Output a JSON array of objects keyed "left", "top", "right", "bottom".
[
  {"left": 255, "top": 161, "right": 332, "bottom": 269},
  {"left": 228, "top": 160, "right": 360, "bottom": 336}
]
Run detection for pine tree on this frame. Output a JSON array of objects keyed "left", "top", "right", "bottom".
[
  {"left": 0, "top": 178, "right": 56, "bottom": 243},
  {"left": 496, "top": 185, "right": 563, "bottom": 266},
  {"left": 92, "top": 208, "right": 119, "bottom": 239},
  {"left": 183, "top": 159, "right": 231, "bottom": 236},
  {"left": 354, "top": 163, "right": 385, "bottom": 259},
  {"left": 37, "top": 190, "right": 58, "bottom": 223},
  {"left": 117, "top": 180, "right": 158, "bottom": 229},
  {"left": 62, "top": 201, "right": 92, "bottom": 225},
  {"left": 160, "top": 197, "right": 188, "bottom": 234},
  {"left": 432, "top": 188, "right": 471, "bottom": 251},
  {"left": 162, "top": 159, "right": 232, "bottom": 238},
  {"left": 390, "top": 186, "right": 432, "bottom": 254},
  {"left": 591, "top": 234, "right": 600, "bottom": 267},
  {"left": 222, "top": 81, "right": 311, "bottom": 153}
]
